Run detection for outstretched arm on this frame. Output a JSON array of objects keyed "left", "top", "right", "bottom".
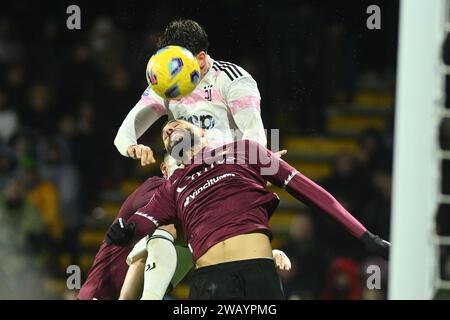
[
  {"left": 249, "top": 140, "right": 390, "bottom": 258},
  {"left": 114, "top": 87, "right": 166, "bottom": 164}
]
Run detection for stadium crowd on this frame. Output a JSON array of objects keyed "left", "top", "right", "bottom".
[{"left": 1, "top": 0, "right": 435, "bottom": 300}]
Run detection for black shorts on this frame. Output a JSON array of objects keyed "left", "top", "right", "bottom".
[{"left": 189, "top": 258, "right": 284, "bottom": 300}]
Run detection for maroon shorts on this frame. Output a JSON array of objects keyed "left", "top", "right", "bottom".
[{"left": 78, "top": 243, "right": 131, "bottom": 300}]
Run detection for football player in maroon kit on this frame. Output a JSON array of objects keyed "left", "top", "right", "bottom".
[
  {"left": 77, "top": 165, "right": 171, "bottom": 300},
  {"left": 107, "top": 120, "right": 390, "bottom": 299},
  {"left": 78, "top": 152, "right": 291, "bottom": 300}
]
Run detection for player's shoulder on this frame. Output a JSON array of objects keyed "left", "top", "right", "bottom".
[
  {"left": 137, "top": 176, "right": 165, "bottom": 194},
  {"left": 167, "top": 167, "right": 186, "bottom": 185},
  {"left": 211, "top": 59, "right": 252, "bottom": 83},
  {"left": 144, "top": 176, "right": 165, "bottom": 186}
]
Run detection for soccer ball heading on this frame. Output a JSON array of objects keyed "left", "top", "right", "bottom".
[{"left": 146, "top": 45, "right": 201, "bottom": 100}]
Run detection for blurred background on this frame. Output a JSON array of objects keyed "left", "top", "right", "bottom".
[{"left": 0, "top": 0, "right": 447, "bottom": 300}]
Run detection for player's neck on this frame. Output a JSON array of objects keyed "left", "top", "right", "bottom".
[{"left": 200, "top": 55, "right": 211, "bottom": 78}]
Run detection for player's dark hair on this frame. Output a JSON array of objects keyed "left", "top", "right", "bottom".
[{"left": 157, "top": 19, "right": 209, "bottom": 55}]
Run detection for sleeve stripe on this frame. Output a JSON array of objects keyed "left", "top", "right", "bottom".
[
  {"left": 213, "top": 61, "right": 244, "bottom": 81},
  {"left": 140, "top": 96, "right": 166, "bottom": 116},
  {"left": 218, "top": 62, "right": 239, "bottom": 78},
  {"left": 283, "top": 171, "right": 298, "bottom": 188},
  {"left": 135, "top": 211, "right": 159, "bottom": 226},
  {"left": 229, "top": 96, "right": 261, "bottom": 114},
  {"left": 217, "top": 61, "right": 243, "bottom": 77},
  {"left": 215, "top": 64, "right": 234, "bottom": 81}
]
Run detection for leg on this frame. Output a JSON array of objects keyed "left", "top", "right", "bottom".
[
  {"left": 119, "top": 257, "right": 146, "bottom": 300},
  {"left": 141, "top": 227, "right": 177, "bottom": 299},
  {"left": 119, "top": 225, "right": 178, "bottom": 300}
]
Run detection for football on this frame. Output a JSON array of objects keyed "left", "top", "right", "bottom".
[{"left": 146, "top": 45, "right": 201, "bottom": 100}]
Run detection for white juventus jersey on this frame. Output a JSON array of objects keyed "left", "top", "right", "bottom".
[{"left": 114, "top": 56, "right": 266, "bottom": 157}]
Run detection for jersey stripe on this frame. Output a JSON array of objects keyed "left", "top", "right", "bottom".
[
  {"left": 212, "top": 62, "right": 235, "bottom": 81},
  {"left": 212, "top": 61, "right": 244, "bottom": 81},
  {"left": 216, "top": 61, "right": 243, "bottom": 77},
  {"left": 218, "top": 62, "right": 239, "bottom": 78}
]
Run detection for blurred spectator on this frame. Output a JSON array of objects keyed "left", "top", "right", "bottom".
[
  {"left": 0, "top": 146, "right": 17, "bottom": 189},
  {"left": 78, "top": 101, "right": 97, "bottom": 135},
  {"left": 360, "top": 168, "right": 392, "bottom": 242},
  {"left": 319, "top": 153, "right": 370, "bottom": 260},
  {"left": 62, "top": 45, "right": 101, "bottom": 106},
  {"left": 323, "top": 152, "right": 372, "bottom": 214},
  {"left": 40, "top": 139, "right": 81, "bottom": 264},
  {"left": 21, "top": 83, "right": 57, "bottom": 135},
  {"left": 0, "top": 178, "right": 46, "bottom": 250},
  {"left": 21, "top": 165, "right": 62, "bottom": 242},
  {"left": 0, "top": 89, "right": 19, "bottom": 143},
  {"left": 357, "top": 129, "right": 392, "bottom": 173},
  {"left": 10, "top": 130, "right": 39, "bottom": 169},
  {"left": 71, "top": 103, "right": 103, "bottom": 212},
  {"left": 5, "top": 64, "right": 26, "bottom": 108},
  {"left": 40, "top": 140, "right": 80, "bottom": 229},
  {"left": 321, "top": 257, "right": 362, "bottom": 300},
  {"left": 0, "top": 17, "right": 24, "bottom": 64},
  {"left": 0, "top": 178, "right": 49, "bottom": 299},
  {"left": 279, "top": 212, "right": 326, "bottom": 299},
  {"left": 89, "top": 17, "right": 125, "bottom": 75}
]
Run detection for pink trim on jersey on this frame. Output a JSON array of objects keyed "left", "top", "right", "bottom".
[
  {"left": 229, "top": 96, "right": 261, "bottom": 114},
  {"left": 178, "top": 89, "right": 224, "bottom": 105},
  {"left": 140, "top": 95, "right": 166, "bottom": 116}
]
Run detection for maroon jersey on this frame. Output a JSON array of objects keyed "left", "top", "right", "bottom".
[
  {"left": 78, "top": 176, "right": 164, "bottom": 300},
  {"left": 128, "top": 140, "right": 367, "bottom": 263}
]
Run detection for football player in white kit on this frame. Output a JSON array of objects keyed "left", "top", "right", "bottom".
[
  {"left": 114, "top": 19, "right": 266, "bottom": 165},
  {"left": 113, "top": 19, "right": 285, "bottom": 299}
]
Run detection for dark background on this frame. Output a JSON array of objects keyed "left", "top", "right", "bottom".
[{"left": 0, "top": 0, "right": 425, "bottom": 300}]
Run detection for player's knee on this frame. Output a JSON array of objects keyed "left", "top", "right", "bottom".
[
  {"left": 158, "top": 224, "right": 177, "bottom": 240},
  {"left": 146, "top": 229, "right": 177, "bottom": 271}
]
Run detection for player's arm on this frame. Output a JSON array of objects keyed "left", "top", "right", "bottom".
[
  {"left": 114, "top": 87, "right": 166, "bottom": 165},
  {"left": 105, "top": 181, "right": 176, "bottom": 246},
  {"left": 249, "top": 140, "right": 390, "bottom": 258},
  {"left": 223, "top": 68, "right": 267, "bottom": 146}
]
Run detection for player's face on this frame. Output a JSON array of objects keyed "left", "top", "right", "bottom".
[
  {"left": 162, "top": 120, "right": 203, "bottom": 159},
  {"left": 162, "top": 120, "right": 194, "bottom": 148}
]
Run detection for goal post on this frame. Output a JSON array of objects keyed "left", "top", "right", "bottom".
[{"left": 389, "top": 0, "right": 447, "bottom": 300}]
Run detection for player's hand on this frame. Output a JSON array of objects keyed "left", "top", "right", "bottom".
[
  {"left": 127, "top": 144, "right": 156, "bottom": 166},
  {"left": 272, "top": 249, "right": 291, "bottom": 271},
  {"left": 105, "top": 218, "right": 136, "bottom": 246},
  {"left": 274, "top": 149, "right": 288, "bottom": 158},
  {"left": 360, "top": 231, "right": 391, "bottom": 259}
]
